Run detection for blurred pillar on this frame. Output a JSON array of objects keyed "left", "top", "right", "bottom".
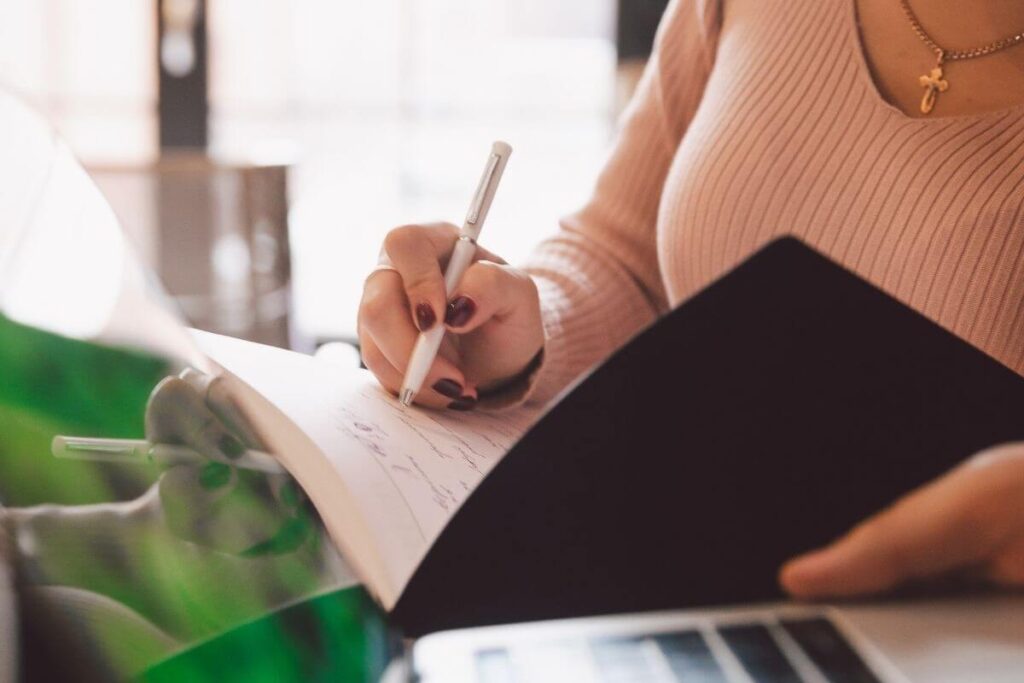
[
  {"left": 91, "top": 157, "right": 294, "bottom": 348},
  {"left": 152, "top": 2, "right": 295, "bottom": 348},
  {"left": 158, "top": 0, "right": 208, "bottom": 149}
]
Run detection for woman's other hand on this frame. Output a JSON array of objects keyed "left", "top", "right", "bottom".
[
  {"left": 358, "top": 222, "right": 544, "bottom": 409},
  {"left": 146, "top": 374, "right": 315, "bottom": 556},
  {"left": 780, "top": 443, "right": 1024, "bottom": 598}
]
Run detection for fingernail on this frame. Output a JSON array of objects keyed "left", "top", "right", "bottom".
[
  {"left": 199, "top": 462, "right": 232, "bottom": 490},
  {"left": 445, "top": 296, "right": 476, "bottom": 328},
  {"left": 415, "top": 302, "right": 436, "bottom": 331},
  {"left": 432, "top": 379, "right": 464, "bottom": 399},
  {"left": 448, "top": 395, "right": 477, "bottom": 411},
  {"left": 219, "top": 434, "right": 246, "bottom": 459}
]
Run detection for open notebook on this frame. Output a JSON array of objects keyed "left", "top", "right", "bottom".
[
  {"left": 193, "top": 330, "right": 543, "bottom": 611},
  {"left": 182, "top": 237, "right": 1024, "bottom": 639}
]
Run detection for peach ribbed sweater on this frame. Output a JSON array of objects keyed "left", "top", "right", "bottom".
[{"left": 522, "top": 0, "right": 1024, "bottom": 404}]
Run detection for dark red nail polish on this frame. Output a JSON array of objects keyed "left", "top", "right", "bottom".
[
  {"left": 445, "top": 296, "right": 476, "bottom": 328},
  {"left": 448, "top": 395, "right": 477, "bottom": 411},
  {"left": 415, "top": 303, "right": 436, "bottom": 331},
  {"left": 432, "top": 379, "right": 463, "bottom": 399}
]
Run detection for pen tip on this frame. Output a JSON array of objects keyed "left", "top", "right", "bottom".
[{"left": 399, "top": 389, "right": 415, "bottom": 407}]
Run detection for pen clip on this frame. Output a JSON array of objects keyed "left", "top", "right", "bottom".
[{"left": 465, "top": 152, "right": 501, "bottom": 226}]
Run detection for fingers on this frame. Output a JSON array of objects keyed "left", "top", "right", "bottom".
[
  {"left": 360, "top": 335, "right": 476, "bottom": 410},
  {"left": 442, "top": 260, "right": 536, "bottom": 333},
  {"left": 779, "top": 452, "right": 1024, "bottom": 599},
  {"left": 382, "top": 223, "right": 457, "bottom": 333},
  {"left": 363, "top": 222, "right": 533, "bottom": 406},
  {"left": 379, "top": 222, "right": 506, "bottom": 332},
  {"left": 442, "top": 261, "right": 544, "bottom": 391},
  {"left": 145, "top": 377, "right": 248, "bottom": 464},
  {"left": 178, "top": 368, "right": 264, "bottom": 449},
  {"left": 360, "top": 263, "right": 477, "bottom": 409}
]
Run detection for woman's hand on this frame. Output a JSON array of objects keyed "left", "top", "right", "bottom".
[
  {"left": 8, "top": 370, "right": 347, "bottom": 648},
  {"left": 358, "top": 222, "right": 544, "bottom": 409},
  {"left": 146, "top": 373, "right": 314, "bottom": 555},
  {"left": 780, "top": 442, "right": 1024, "bottom": 598}
]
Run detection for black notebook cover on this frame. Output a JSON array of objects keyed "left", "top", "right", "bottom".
[{"left": 391, "top": 237, "right": 1024, "bottom": 636}]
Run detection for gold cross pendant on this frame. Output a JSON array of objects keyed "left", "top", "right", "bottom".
[{"left": 918, "top": 65, "right": 949, "bottom": 115}]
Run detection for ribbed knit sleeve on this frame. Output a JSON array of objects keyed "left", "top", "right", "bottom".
[
  {"left": 479, "top": 0, "right": 1024, "bottom": 410},
  {"left": 519, "top": 0, "right": 722, "bottom": 405}
]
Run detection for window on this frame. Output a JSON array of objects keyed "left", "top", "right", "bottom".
[
  {"left": 0, "top": 0, "right": 618, "bottom": 342},
  {"left": 209, "top": 0, "right": 617, "bottom": 340},
  {"left": 0, "top": 0, "right": 157, "bottom": 164}
]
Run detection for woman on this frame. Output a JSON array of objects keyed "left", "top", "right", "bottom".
[{"left": 359, "top": 0, "right": 1024, "bottom": 600}]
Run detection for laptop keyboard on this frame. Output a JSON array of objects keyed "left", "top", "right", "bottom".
[
  {"left": 653, "top": 630, "right": 728, "bottom": 682},
  {"left": 718, "top": 624, "right": 802, "bottom": 682},
  {"left": 473, "top": 616, "right": 883, "bottom": 683}
]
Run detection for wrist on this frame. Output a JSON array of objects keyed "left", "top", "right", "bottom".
[{"left": 476, "top": 348, "right": 545, "bottom": 405}]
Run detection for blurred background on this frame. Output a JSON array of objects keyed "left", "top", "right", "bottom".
[
  {"left": 0, "top": 0, "right": 668, "bottom": 352},
  {"left": 0, "top": 3, "right": 670, "bottom": 677}
]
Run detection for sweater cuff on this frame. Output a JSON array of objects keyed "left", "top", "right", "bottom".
[{"left": 477, "top": 272, "right": 655, "bottom": 411}]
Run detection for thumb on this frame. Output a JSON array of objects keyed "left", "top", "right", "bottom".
[
  {"left": 779, "top": 459, "right": 1008, "bottom": 599},
  {"left": 443, "top": 260, "right": 536, "bottom": 334}
]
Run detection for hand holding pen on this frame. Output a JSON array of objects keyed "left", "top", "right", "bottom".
[
  {"left": 358, "top": 142, "right": 545, "bottom": 410},
  {"left": 54, "top": 368, "right": 313, "bottom": 555},
  {"left": 54, "top": 369, "right": 284, "bottom": 474}
]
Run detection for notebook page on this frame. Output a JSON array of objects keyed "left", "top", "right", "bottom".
[
  {"left": 194, "top": 331, "right": 540, "bottom": 608},
  {"left": 331, "top": 376, "right": 536, "bottom": 544}
]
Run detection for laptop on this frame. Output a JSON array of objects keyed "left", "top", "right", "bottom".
[{"left": 409, "top": 595, "right": 1024, "bottom": 682}]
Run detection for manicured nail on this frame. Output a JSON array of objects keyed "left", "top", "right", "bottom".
[
  {"left": 415, "top": 302, "right": 436, "bottom": 331},
  {"left": 219, "top": 434, "right": 245, "bottom": 459},
  {"left": 199, "top": 462, "right": 232, "bottom": 490},
  {"left": 445, "top": 296, "right": 476, "bottom": 328},
  {"left": 448, "top": 395, "right": 477, "bottom": 411},
  {"left": 432, "top": 379, "right": 464, "bottom": 399}
]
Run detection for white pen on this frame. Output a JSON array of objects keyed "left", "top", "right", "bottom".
[
  {"left": 51, "top": 435, "right": 286, "bottom": 474},
  {"left": 399, "top": 140, "right": 512, "bottom": 406}
]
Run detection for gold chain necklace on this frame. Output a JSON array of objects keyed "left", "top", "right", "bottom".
[{"left": 898, "top": 0, "right": 1024, "bottom": 114}]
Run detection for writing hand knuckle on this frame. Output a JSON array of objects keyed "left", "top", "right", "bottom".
[
  {"left": 510, "top": 267, "right": 537, "bottom": 296},
  {"left": 432, "top": 222, "right": 459, "bottom": 236},
  {"left": 405, "top": 273, "right": 438, "bottom": 293},
  {"left": 525, "top": 275, "right": 539, "bottom": 301},
  {"left": 384, "top": 225, "right": 417, "bottom": 254},
  {"left": 478, "top": 262, "right": 503, "bottom": 291},
  {"left": 361, "top": 290, "right": 390, "bottom": 321}
]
